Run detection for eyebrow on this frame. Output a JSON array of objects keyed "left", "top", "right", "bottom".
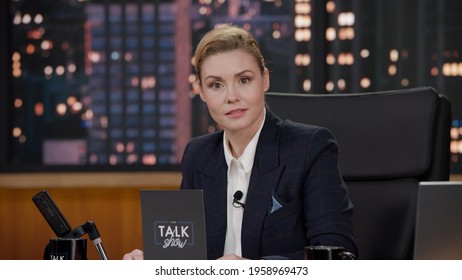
[{"left": 204, "top": 69, "right": 256, "bottom": 82}]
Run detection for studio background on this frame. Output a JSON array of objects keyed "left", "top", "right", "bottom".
[{"left": 1, "top": 0, "right": 461, "bottom": 259}]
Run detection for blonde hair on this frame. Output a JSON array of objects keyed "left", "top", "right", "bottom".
[{"left": 194, "top": 25, "right": 266, "bottom": 84}]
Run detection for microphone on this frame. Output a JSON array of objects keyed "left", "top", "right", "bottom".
[
  {"left": 233, "top": 190, "right": 245, "bottom": 208},
  {"left": 32, "top": 190, "right": 109, "bottom": 260}
]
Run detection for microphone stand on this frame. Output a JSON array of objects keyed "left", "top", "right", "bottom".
[
  {"left": 66, "top": 221, "right": 109, "bottom": 260},
  {"left": 32, "top": 190, "right": 109, "bottom": 260}
]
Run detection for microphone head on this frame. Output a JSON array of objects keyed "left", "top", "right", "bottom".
[{"left": 233, "top": 190, "right": 243, "bottom": 200}]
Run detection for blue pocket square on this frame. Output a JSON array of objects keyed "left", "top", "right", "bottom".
[{"left": 270, "top": 194, "right": 285, "bottom": 214}]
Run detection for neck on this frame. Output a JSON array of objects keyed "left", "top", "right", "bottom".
[
  {"left": 226, "top": 108, "right": 265, "bottom": 158},
  {"left": 227, "top": 134, "right": 252, "bottom": 158}
]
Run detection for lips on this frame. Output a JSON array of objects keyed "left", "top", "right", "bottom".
[{"left": 226, "top": 108, "right": 247, "bottom": 118}]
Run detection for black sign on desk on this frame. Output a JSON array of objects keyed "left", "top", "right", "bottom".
[{"left": 140, "top": 189, "right": 207, "bottom": 260}]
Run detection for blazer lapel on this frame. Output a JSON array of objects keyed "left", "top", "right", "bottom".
[
  {"left": 197, "top": 138, "right": 228, "bottom": 259},
  {"left": 241, "top": 109, "right": 285, "bottom": 259}
]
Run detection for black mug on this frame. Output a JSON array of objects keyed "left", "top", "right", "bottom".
[
  {"left": 45, "top": 238, "right": 87, "bottom": 260},
  {"left": 304, "top": 245, "right": 356, "bottom": 260}
]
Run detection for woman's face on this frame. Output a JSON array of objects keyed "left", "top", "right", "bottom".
[{"left": 199, "top": 49, "right": 270, "bottom": 136}]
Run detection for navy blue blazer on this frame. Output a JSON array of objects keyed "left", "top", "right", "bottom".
[{"left": 181, "top": 109, "right": 358, "bottom": 259}]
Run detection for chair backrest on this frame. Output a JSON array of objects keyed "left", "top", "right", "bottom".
[{"left": 265, "top": 87, "right": 452, "bottom": 259}]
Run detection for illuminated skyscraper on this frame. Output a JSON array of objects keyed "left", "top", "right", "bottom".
[
  {"left": 8, "top": 0, "right": 183, "bottom": 168},
  {"left": 10, "top": 0, "right": 87, "bottom": 166},
  {"left": 4, "top": 0, "right": 462, "bottom": 173},
  {"left": 84, "top": 2, "right": 179, "bottom": 166}
]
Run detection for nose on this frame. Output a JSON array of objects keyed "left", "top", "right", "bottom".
[{"left": 224, "top": 85, "right": 238, "bottom": 103}]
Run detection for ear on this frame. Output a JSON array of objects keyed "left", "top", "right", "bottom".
[
  {"left": 199, "top": 91, "right": 206, "bottom": 102},
  {"left": 196, "top": 76, "right": 206, "bottom": 102},
  {"left": 263, "top": 68, "right": 270, "bottom": 92}
]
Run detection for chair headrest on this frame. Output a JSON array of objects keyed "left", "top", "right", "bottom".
[{"left": 265, "top": 87, "right": 450, "bottom": 180}]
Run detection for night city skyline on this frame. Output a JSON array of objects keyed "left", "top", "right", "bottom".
[{"left": 3, "top": 0, "right": 462, "bottom": 173}]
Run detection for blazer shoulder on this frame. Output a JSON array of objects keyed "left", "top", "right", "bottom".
[
  {"left": 181, "top": 130, "right": 226, "bottom": 182},
  {"left": 182, "top": 131, "right": 224, "bottom": 165},
  {"left": 186, "top": 131, "right": 223, "bottom": 150},
  {"left": 280, "top": 120, "right": 336, "bottom": 141}
]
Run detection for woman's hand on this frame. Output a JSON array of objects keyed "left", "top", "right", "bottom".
[{"left": 123, "top": 249, "right": 144, "bottom": 260}]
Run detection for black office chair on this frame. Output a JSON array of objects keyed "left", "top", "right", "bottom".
[{"left": 265, "top": 87, "right": 451, "bottom": 259}]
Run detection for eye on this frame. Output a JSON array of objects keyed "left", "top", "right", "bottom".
[
  {"left": 239, "top": 77, "right": 251, "bottom": 84},
  {"left": 209, "top": 82, "right": 223, "bottom": 89}
]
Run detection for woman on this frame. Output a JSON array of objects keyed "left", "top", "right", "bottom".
[{"left": 125, "top": 24, "right": 357, "bottom": 260}]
